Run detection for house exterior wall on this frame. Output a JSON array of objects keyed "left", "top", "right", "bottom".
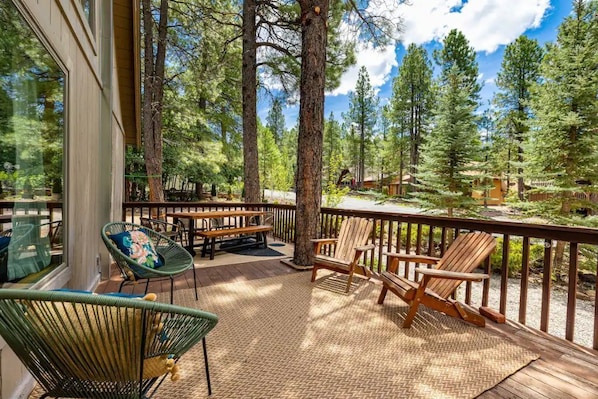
[
  {"left": 472, "top": 178, "right": 505, "bottom": 206},
  {"left": 0, "top": 1, "right": 127, "bottom": 397}
]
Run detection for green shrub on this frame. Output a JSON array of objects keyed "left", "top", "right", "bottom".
[{"left": 490, "top": 237, "right": 544, "bottom": 277}]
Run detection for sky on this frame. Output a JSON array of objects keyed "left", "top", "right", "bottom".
[{"left": 258, "top": 0, "right": 574, "bottom": 129}]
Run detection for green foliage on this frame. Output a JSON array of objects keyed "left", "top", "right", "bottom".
[
  {"left": 489, "top": 237, "right": 545, "bottom": 277},
  {"left": 258, "top": 122, "right": 285, "bottom": 195},
  {"left": 347, "top": 66, "right": 379, "bottom": 187},
  {"left": 412, "top": 67, "right": 482, "bottom": 216},
  {"left": 323, "top": 112, "right": 343, "bottom": 187},
  {"left": 493, "top": 35, "right": 544, "bottom": 201},
  {"left": 525, "top": 0, "right": 598, "bottom": 220},
  {"left": 266, "top": 98, "right": 286, "bottom": 145},
  {"left": 434, "top": 29, "right": 481, "bottom": 102},
  {"left": 579, "top": 244, "right": 598, "bottom": 273},
  {"left": 323, "top": 153, "right": 350, "bottom": 208},
  {"left": 389, "top": 44, "right": 434, "bottom": 183}
]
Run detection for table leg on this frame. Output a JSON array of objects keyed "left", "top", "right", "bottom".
[
  {"left": 210, "top": 238, "right": 216, "bottom": 260},
  {"left": 187, "top": 218, "right": 196, "bottom": 256}
]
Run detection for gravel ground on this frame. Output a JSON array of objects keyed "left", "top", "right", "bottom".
[{"left": 456, "top": 275, "right": 595, "bottom": 348}]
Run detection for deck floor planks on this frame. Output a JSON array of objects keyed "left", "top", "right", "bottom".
[
  {"left": 496, "top": 378, "right": 548, "bottom": 399},
  {"left": 95, "top": 257, "right": 598, "bottom": 399}
]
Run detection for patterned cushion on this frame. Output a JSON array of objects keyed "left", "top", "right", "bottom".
[{"left": 109, "top": 230, "right": 163, "bottom": 268}]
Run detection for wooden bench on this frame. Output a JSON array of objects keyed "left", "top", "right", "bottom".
[{"left": 196, "top": 225, "right": 273, "bottom": 260}]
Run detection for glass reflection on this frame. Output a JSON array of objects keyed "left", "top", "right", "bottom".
[{"left": 0, "top": 1, "right": 65, "bottom": 286}]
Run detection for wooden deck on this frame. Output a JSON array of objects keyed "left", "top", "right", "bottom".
[{"left": 96, "top": 258, "right": 598, "bottom": 399}]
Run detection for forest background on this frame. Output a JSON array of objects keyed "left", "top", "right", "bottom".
[{"left": 130, "top": 0, "right": 598, "bottom": 237}]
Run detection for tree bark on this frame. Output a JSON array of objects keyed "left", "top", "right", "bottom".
[
  {"left": 293, "top": 1, "right": 328, "bottom": 266},
  {"left": 242, "top": 0, "right": 260, "bottom": 203},
  {"left": 142, "top": 0, "right": 167, "bottom": 203}
]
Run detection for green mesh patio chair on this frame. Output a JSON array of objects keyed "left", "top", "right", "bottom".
[
  {"left": 101, "top": 222, "right": 198, "bottom": 304},
  {"left": 139, "top": 217, "right": 187, "bottom": 247},
  {"left": 0, "top": 289, "right": 218, "bottom": 398}
]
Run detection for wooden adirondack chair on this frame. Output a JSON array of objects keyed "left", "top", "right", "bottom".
[
  {"left": 377, "top": 232, "right": 496, "bottom": 328},
  {"left": 311, "top": 217, "right": 375, "bottom": 293}
]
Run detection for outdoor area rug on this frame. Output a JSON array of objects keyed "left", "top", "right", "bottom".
[{"left": 156, "top": 273, "right": 539, "bottom": 399}]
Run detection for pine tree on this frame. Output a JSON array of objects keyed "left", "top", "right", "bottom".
[
  {"left": 266, "top": 98, "right": 286, "bottom": 145},
  {"left": 323, "top": 112, "right": 343, "bottom": 186},
  {"left": 434, "top": 29, "right": 481, "bottom": 103},
  {"left": 526, "top": 0, "right": 598, "bottom": 221},
  {"left": 257, "top": 122, "right": 283, "bottom": 199},
  {"left": 389, "top": 44, "right": 434, "bottom": 190},
  {"left": 414, "top": 29, "right": 483, "bottom": 216},
  {"left": 494, "top": 35, "right": 543, "bottom": 200},
  {"left": 347, "top": 66, "right": 378, "bottom": 188}
]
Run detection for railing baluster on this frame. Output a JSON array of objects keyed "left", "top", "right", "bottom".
[
  {"left": 594, "top": 257, "right": 598, "bottom": 350},
  {"left": 427, "top": 226, "right": 434, "bottom": 257},
  {"left": 395, "top": 221, "right": 402, "bottom": 254},
  {"left": 482, "top": 257, "right": 491, "bottom": 307},
  {"left": 500, "top": 234, "right": 510, "bottom": 315},
  {"left": 404, "top": 223, "right": 412, "bottom": 278},
  {"left": 414, "top": 224, "right": 423, "bottom": 280},
  {"left": 519, "top": 237, "right": 530, "bottom": 324},
  {"left": 377, "top": 219, "right": 385, "bottom": 273},
  {"left": 440, "top": 227, "right": 447, "bottom": 256},
  {"left": 541, "top": 239, "right": 553, "bottom": 332},
  {"left": 566, "top": 242, "right": 578, "bottom": 342}
]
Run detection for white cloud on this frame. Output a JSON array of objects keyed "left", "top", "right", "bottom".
[
  {"left": 397, "top": 0, "right": 551, "bottom": 53},
  {"left": 328, "top": 43, "right": 397, "bottom": 96},
  {"left": 330, "top": 0, "right": 551, "bottom": 97}
]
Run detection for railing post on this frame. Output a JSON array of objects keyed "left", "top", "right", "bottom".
[
  {"left": 519, "top": 236, "right": 530, "bottom": 324},
  {"left": 541, "top": 239, "right": 553, "bottom": 332},
  {"left": 566, "top": 243, "right": 578, "bottom": 342},
  {"left": 500, "top": 234, "right": 510, "bottom": 315}
]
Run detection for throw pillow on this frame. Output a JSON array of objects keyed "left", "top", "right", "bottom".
[{"left": 108, "top": 230, "right": 163, "bottom": 268}]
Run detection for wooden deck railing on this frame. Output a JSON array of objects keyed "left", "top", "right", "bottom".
[
  {"left": 123, "top": 201, "right": 598, "bottom": 351},
  {"left": 2, "top": 199, "right": 595, "bottom": 348}
]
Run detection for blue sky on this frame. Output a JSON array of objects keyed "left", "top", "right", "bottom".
[{"left": 258, "top": 0, "right": 573, "bottom": 129}]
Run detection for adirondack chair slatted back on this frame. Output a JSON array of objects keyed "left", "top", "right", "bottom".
[
  {"left": 427, "top": 232, "right": 496, "bottom": 298},
  {"left": 333, "top": 218, "right": 373, "bottom": 262}
]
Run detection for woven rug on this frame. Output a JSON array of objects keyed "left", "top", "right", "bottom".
[{"left": 156, "top": 273, "right": 539, "bottom": 399}]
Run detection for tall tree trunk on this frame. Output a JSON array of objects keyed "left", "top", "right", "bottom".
[
  {"left": 293, "top": 1, "right": 328, "bottom": 266},
  {"left": 517, "top": 103, "right": 525, "bottom": 201},
  {"left": 142, "top": 0, "right": 167, "bottom": 203},
  {"left": 242, "top": 0, "right": 260, "bottom": 203}
]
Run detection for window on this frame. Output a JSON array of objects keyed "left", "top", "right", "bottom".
[
  {"left": 0, "top": 1, "right": 65, "bottom": 287},
  {"left": 80, "top": 0, "right": 96, "bottom": 35}
]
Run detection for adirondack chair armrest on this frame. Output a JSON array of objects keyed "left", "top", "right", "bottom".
[
  {"left": 383, "top": 252, "right": 439, "bottom": 274},
  {"left": 415, "top": 267, "right": 489, "bottom": 282},
  {"left": 311, "top": 238, "right": 338, "bottom": 244},
  {"left": 312, "top": 238, "right": 338, "bottom": 254},
  {"left": 355, "top": 244, "right": 375, "bottom": 253},
  {"left": 383, "top": 252, "right": 440, "bottom": 264}
]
